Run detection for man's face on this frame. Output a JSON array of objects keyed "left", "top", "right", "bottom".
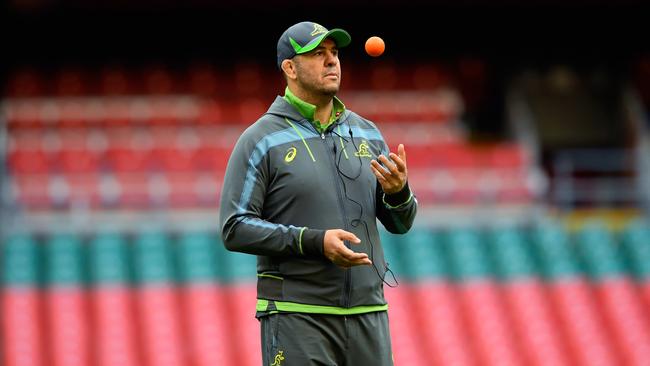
[{"left": 293, "top": 38, "right": 341, "bottom": 97}]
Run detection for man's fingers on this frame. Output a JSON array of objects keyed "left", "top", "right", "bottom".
[
  {"left": 371, "top": 164, "right": 388, "bottom": 183},
  {"left": 398, "top": 144, "right": 406, "bottom": 164},
  {"left": 388, "top": 152, "right": 406, "bottom": 173},
  {"left": 337, "top": 252, "right": 372, "bottom": 267},
  {"left": 341, "top": 249, "right": 368, "bottom": 261},
  {"left": 337, "top": 230, "right": 360, "bottom": 244},
  {"left": 378, "top": 155, "right": 397, "bottom": 175}
]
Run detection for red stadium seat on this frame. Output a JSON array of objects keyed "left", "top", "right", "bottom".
[
  {"left": 413, "top": 282, "right": 476, "bottom": 366},
  {"left": 54, "top": 69, "right": 87, "bottom": 96},
  {"left": 143, "top": 66, "right": 176, "bottom": 95},
  {"left": 187, "top": 63, "right": 220, "bottom": 96},
  {"left": 164, "top": 172, "right": 200, "bottom": 207},
  {"left": 458, "top": 281, "right": 525, "bottom": 366},
  {"left": 136, "top": 287, "right": 187, "bottom": 366},
  {"left": 153, "top": 146, "right": 198, "bottom": 172},
  {"left": 12, "top": 174, "right": 52, "bottom": 208},
  {"left": 91, "top": 288, "right": 139, "bottom": 366},
  {"left": 57, "top": 149, "right": 103, "bottom": 174},
  {"left": 181, "top": 285, "right": 235, "bottom": 366},
  {"left": 8, "top": 149, "right": 51, "bottom": 175},
  {"left": 487, "top": 143, "right": 528, "bottom": 169},
  {"left": 194, "top": 145, "right": 231, "bottom": 173},
  {"left": 385, "top": 285, "right": 430, "bottom": 366},
  {"left": 5, "top": 69, "right": 46, "bottom": 97},
  {"left": 65, "top": 173, "right": 102, "bottom": 207},
  {"left": 225, "top": 285, "right": 261, "bottom": 366},
  {"left": 1, "top": 290, "right": 44, "bottom": 366},
  {"left": 595, "top": 279, "right": 650, "bottom": 365},
  {"left": 107, "top": 173, "right": 151, "bottom": 208},
  {"left": 100, "top": 67, "right": 132, "bottom": 96},
  {"left": 549, "top": 280, "right": 621, "bottom": 365},
  {"left": 105, "top": 147, "right": 153, "bottom": 173}
]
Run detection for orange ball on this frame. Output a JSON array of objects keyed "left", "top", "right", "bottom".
[{"left": 365, "top": 36, "right": 385, "bottom": 57}]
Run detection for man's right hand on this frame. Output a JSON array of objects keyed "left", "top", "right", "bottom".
[{"left": 323, "top": 229, "right": 372, "bottom": 268}]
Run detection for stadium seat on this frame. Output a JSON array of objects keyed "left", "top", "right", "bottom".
[
  {"left": 177, "top": 231, "right": 234, "bottom": 365},
  {"left": 385, "top": 285, "right": 430, "bottom": 366},
  {"left": 105, "top": 146, "right": 153, "bottom": 173},
  {"left": 490, "top": 227, "right": 571, "bottom": 366},
  {"left": 88, "top": 232, "right": 139, "bottom": 366},
  {"left": 532, "top": 222, "right": 620, "bottom": 365},
  {"left": 400, "top": 229, "right": 476, "bottom": 366},
  {"left": 44, "top": 233, "right": 90, "bottom": 366},
  {"left": 57, "top": 148, "right": 103, "bottom": 174},
  {"left": 446, "top": 228, "right": 525, "bottom": 366},
  {"left": 399, "top": 228, "right": 445, "bottom": 280},
  {"left": 214, "top": 235, "right": 260, "bottom": 365},
  {"left": 1, "top": 234, "right": 44, "bottom": 366},
  {"left": 133, "top": 229, "right": 187, "bottom": 366},
  {"left": 153, "top": 146, "right": 198, "bottom": 172},
  {"left": 575, "top": 222, "right": 650, "bottom": 365},
  {"left": 621, "top": 220, "right": 650, "bottom": 308},
  {"left": 8, "top": 149, "right": 51, "bottom": 175},
  {"left": 11, "top": 174, "right": 52, "bottom": 209},
  {"left": 187, "top": 63, "right": 219, "bottom": 96}
]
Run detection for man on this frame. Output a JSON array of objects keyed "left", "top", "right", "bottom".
[{"left": 219, "top": 21, "right": 417, "bottom": 365}]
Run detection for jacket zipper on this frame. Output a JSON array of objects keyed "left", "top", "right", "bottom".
[
  {"left": 321, "top": 129, "right": 353, "bottom": 308},
  {"left": 298, "top": 119, "right": 353, "bottom": 307}
]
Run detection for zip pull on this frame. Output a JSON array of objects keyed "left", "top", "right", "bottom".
[{"left": 321, "top": 133, "right": 325, "bottom": 139}]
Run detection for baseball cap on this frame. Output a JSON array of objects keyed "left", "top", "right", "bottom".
[{"left": 277, "top": 21, "right": 351, "bottom": 69}]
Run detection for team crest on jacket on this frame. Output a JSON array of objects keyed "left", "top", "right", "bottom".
[
  {"left": 271, "top": 350, "right": 285, "bottom": 365},
  {"left": 354, "top": 140, "right": 372, "bottom": 158}
]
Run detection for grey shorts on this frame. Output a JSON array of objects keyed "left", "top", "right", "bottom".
[{"left": 260, "top": 311, "right": 394, "bottom": 366}]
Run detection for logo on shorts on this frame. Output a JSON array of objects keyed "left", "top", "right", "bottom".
[
  {"left": 285, "top": 147, "right": 297, "bottom": 163},
  {"left": 354, "top": 140, "right": 372, "bottom": 158},
  {"left": 271, "top": 350, "right": 285, "bottom": 365}
]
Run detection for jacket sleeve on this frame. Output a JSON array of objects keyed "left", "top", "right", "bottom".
[
  {"left": 374, "top": 139, "right": 417, "bottom": 234},
  {"left": 376, "top": 181, "right": 417, "bottom": 234},
  {"left": 218, "top": 129, "right": 326, "bottom": 257}
]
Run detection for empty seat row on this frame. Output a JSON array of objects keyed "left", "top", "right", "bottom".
[
  {"left": 4, "top": 220, "right": 649, "bottom": 366},
  {"left": 10, "top": 172, "right": 224, "bottom": 209},
  {"left": 5, "top": 62, "right": 461, "bottom": 98}
]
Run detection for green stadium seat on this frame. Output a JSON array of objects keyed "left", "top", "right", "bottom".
[
  {"left": 489, "top": 226, "right": 537, "bottom": 281},
  {"left": 575, "top": 221, "right": 626, "bottom": 280},
  {"left": 132, "top": 228, "right": 175, "bottom": 285},
  {"left": 620, "top": 220, "right": 650, "bottom": 280},
  {"left": 2, "top": 233, "right": 40, "bottom": 287},
  {"left": 400, "top": 228, "right": 447, "bottom": 281},
  {"left": 445, "top": 227, "right": 493, "bottom": 281},
  {"left": 219, "top": 235, "right": 257, "bottom": 284},
  {"left": 530, "top": 222, "right": 581, "bottom": 280},
  {"left": 44, "top": 232, "right": 85, "bottom": 287},
  {"left": 176, "top": 230, "right": 220, "bottom": 285},
  {"left": 88, "top": 231, "right": 130, "bottom": 286}
]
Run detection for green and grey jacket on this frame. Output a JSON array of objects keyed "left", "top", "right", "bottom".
[{"left": 219, "top": 95, "right": 417, "bottom": 316}]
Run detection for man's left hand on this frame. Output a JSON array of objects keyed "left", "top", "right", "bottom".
[{"left": 370, "top": 143, "right": 408, "bottom": 194}]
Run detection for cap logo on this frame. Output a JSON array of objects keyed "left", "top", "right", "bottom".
[{"left": 310, "top": 23, "right": 327, "bottom": 37}]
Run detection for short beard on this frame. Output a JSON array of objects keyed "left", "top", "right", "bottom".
[{"left": 294, "top": 61, "right": 339, "bottom": 98}]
